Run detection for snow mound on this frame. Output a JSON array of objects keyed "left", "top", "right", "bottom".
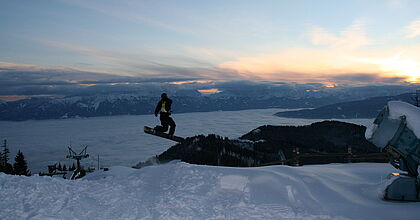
[
  {"left": 1, "top": 162, "right": 419, "bottom": 219},
  {"left": 85, "top": 166, "right": 136, "bottom": 180},
  {"left": 388, "top": 101, "right": 420, "bottom": 138},
  {"left": 365, "top": 101, "right": 420, "bottom": 147}
]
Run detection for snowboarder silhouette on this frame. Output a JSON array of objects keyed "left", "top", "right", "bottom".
[{"left": 154, "top": 93, "right": 176, "bottom": 136}]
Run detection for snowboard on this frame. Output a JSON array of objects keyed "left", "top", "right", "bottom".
[{"left": 143, "top": 126, "right": 185, "bottom": 143}]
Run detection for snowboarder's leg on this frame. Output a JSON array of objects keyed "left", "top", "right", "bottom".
[
  {"left": 159, "top": 114, "right": 169, "bottom": 132},
  {"left": 168, "top": 116, "right": 176, "bottom": 136},
  {"left": 154, "top": 125, "right": 164, "bottom": 132}
]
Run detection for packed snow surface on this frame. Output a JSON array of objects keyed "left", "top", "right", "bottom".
[{"left": 1, "top": 162, "right": 419, "bottom": 220}]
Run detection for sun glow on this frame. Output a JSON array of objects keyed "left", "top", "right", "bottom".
[
  {"left": 324, "top": 82, "right": 337, "bottom": 88},
  {"left": 197, "top": 88, "right": 222, "bottom": 95},
  {"left": 168, "top": 80, "right": 213, "bottom": 85},
  {"left": 378, "top": 55, "right": 420, "bottom": 83}
]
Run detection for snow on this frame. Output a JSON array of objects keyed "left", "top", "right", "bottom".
[
  {"left": 51, "top": 96, "right": 82, "bottom": 105},
  {"left": 365, "top": 101, "right": 420, "bottom": 148},
  {"left": 1, "top": 107, "right": 418, "bottom": 219},
  {"left": 0, "top": 108, "right": 374, "bottom": 173},
  {"left": 49, "top": 94, "right": 146, "bottom": 111},
  {"left": 220, "top": 175, "right": 249, "bottom": 191},
  {"left": 388, "top": 101, "right": 420, "bottom": 138},
  {"left": 365, "top": 124, "right": 377, "bottom": 140},
  {"left": 1, "top": 162, "right": 418, "bottom": 220}
]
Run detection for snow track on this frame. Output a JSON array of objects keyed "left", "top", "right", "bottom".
[{"left": 1, "top": 162, "right": 419, "bottom": 220}]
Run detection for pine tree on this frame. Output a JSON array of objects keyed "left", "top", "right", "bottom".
[
  {"left": 63, "top": 164, "right": 67, "bottom": 171},
  {"left": 71, "top": 162, "right": 76, "bottom": 171},
  {"left": 0, "top": 140, "right": 13, "bottom": 174},
  {"left": 412, "top": 89, "right": 420, "bottom": 107},
  {"left": 3, "top": 163, "right": 13, "bottom": 174},
  {"left": 1, "top": 140, "right": 10, "bottom": 165},
  {"left": 0, "top": 151, "right": 3, "bottom": 171},
  {"left": 13, "top": 150, "right": 30, "bottom": 176},
  {"left": 57, "top": 163, "right": 62, "bottom": 171},
  {"left": 0, "top": 147, "right": 3, "bottom": 164}
]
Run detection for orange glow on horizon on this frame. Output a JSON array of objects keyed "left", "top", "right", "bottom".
[
  {"left": 324, "top": 82, "right": 337, "bottom": 88},
  {"left": 0, "top": 95, "right": 61, "bottom": 102},
  {"left": 198, "top": 88, "right": 222, "bottom": 95},
  {"left": 355, "top": 53, "right": 419, "bottom": 83},
  {"left": 218, "top": 46, "right": 420, "bottom": 84},
  {"left": 168, "top": 80, "right": 213, "bottom": 85}
]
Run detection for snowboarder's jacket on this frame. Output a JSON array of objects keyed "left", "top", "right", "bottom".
[{"left": 154, "top": 97, "right": 173, "bottom": 116}]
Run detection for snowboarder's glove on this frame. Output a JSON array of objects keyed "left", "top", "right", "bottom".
[{"left": 155, "top": 113, "right": 158, "bottom": 117}]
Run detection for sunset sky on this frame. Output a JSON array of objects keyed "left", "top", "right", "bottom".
[{"left": 1, "top": 0, "right": 420, "bottom": 90}]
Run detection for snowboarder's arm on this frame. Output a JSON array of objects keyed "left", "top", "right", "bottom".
[
  {"left": 154, "top": 100, "right": 162, "bottom": 116},
  {"left": 167, "top": 99, "right": 173, "bottom": 112}
]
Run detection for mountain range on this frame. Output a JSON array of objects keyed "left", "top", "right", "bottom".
[
  {"left": 1, "top": 84, "right": 418, "bottom": 121},
  {"left": 275, "top": 93, "right": 415, "bottom": 119},
  {"left": 0, "top": 94, "right": 342, "bottom": 121}
]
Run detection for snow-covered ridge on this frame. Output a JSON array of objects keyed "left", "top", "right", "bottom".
[
  {"left": 51, "top": 94, "right": 148, "bottom": 106},
  {"left": 1, "top": 162, "right": 418, "bottom": 220},
  {"left": 3, "top": 92, "right": 414, "bottom": 121},
  {"left": 0, "top": 94, "right": 157, "bottom": 120}
]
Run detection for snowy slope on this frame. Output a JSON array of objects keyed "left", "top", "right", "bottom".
[{"left": 1, "top": 162, "right": 419, "bottom": 220}]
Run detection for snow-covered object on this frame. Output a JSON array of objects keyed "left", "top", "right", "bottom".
[
  {"left": 365, "top": 101, "right": 420, "bottom": 148},
  {"left": 1, "top": 162, "right": 419, "bottom": 220},
  {"left": 364, "top": 123, "right": 377, "bottom": 140},
  {"left": 387, "top": 101, "right": 420, "bottom": 138}
]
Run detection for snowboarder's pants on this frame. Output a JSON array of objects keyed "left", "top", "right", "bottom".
[{"left": 155, "top": 113, "right": 176, "bottom": 135}]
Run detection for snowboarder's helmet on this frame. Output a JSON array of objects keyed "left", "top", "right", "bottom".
[{"left": 161, "top": 93, "right": 168, "bottom": 98}]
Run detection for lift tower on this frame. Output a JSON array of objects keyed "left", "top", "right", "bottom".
[{"left": 66, "top": 146, "right": 89, "bottom": 179}]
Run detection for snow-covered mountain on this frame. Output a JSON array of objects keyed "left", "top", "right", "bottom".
[
  {"left": 0, "top": 94, "right": 341, "bottom": 121},
  {"left": 275, "top": 93, "right": 414, "bottom": 119},
  {"left": 1, "top": 162, "right": 418, "bottom": 220},
  {"left": 1, "top": 82, "right": 417, "bottom": 121}
]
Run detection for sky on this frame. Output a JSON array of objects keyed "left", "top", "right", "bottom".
[{"left": 0, "top": 0, "right": 419, "bottom": 100}]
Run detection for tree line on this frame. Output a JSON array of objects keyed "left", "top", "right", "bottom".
[
  {"left": 48, "top": 162, "right": 78, "bottom": 173},
  {"left": 0, "top": 140, "right": 30, "bottom": 176},
  {"left": 151, "top": 121, "right": 384, "bottom": 167}
]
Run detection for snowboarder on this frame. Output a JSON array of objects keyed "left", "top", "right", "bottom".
[{"left": 154, "top": 93, "right": 176, "bottom": 136}]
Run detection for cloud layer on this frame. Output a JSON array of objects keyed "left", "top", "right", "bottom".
[
  {"left": 219, "top": 21, "right": 420, "bottom": 84},
  {"left": 1, "top": 1, "right": 419, "bottom": 95},
  {"left": 36, "top": 18, "right": 420, "bottom": 85},
  {"left": 406, "top": 19, "right": 420, "bottom": 38}
]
